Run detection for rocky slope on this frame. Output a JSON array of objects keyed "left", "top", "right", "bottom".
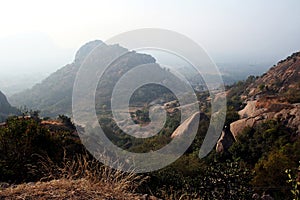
[
  {"left": 230, "top": 51, "right": 300, "bottom": 139},
  {"left": 247, "top": 52, "right": 300, "bottom": 97}
]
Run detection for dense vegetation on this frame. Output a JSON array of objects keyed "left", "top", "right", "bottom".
[
  {"left": 229, "top": 120, "right": 300, "bottom": 199},
  {"left": 0, "top": 110, "right": 299, "bottom": 199},
  {"left": 0, "top": 115, "right": 83, "bottom": 183},
  {"left": 0, "top": 113, "right": 254, "bottom": 199},
  {"left": 1, "top": 74, "right": 300, "bottom": 199}
]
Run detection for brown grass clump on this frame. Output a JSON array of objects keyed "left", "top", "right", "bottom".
[
  {"left": 0, "top": 178, "right": 145, "bottom": 200},
  {"left": 0, "top": 152, "right": 153, "bottom": 200},
  {"left": 36, "top": 152, "right": 147, "bottom": 192}
]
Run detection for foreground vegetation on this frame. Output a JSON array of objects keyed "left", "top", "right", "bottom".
[
  {"left": 1, "top": 74, "right": 300, "bottom": 199},
  {"left": 0, "top": 108, "right": 299, "bottom": 200}
]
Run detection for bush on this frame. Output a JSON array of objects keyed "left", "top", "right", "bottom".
[
  {"left": 252, "top": 150, "right": 293, "bottom": 199},
  {"left": 0, "top": 116, "right": 83, "bottom": 183},
  {"left": 229, "top": 120, "right": 291, "bottom": 166},
  {"left": 145, "top": 159, "right": 253, "bottom": 199}
]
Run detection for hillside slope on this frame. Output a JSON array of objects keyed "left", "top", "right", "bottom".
[
  {"left": 247, "top": 52, "right": 300, "bottom": 97},
  {"left": 0, "top": 91, "right": 19, "bottom": 122},
  {"left": 9, "top": 40, "right": 158, "bottom": 117},
  {"left": 230, "top": 51, "right": 300, "bottom": 138},
  {"left": 9, "top": 40, "right": 103, "bottom": 117}
]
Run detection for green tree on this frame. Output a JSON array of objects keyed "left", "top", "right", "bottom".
[{"left": 252, "top": 150, "right": 293, "bottom": 199}]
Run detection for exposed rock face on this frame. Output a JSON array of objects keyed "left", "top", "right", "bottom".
[
  {"left": 246, "top": 51, "right": 300, "bottom": 97},
  {"left": 230, "top": 51, "right": 300, "bottom": 138},
  {"left": 231, "top": 102, "right": 300, "bottom": 139},
  {"left": 171, "top": 112, "right": 203, "bottom": 139},
  {"left": 238, "top": 100, "right": 260, "bottom": 118}
]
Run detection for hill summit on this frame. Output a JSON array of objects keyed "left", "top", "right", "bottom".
[{"left": 9, "top": 40, "right": 157, "bottom": 117}]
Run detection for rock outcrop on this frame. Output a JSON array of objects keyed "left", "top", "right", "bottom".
[
  {"left": 170, "top": 112, "right": 209, "bottom": 139},
  {"left": 246, "top": 51, "right": 300, "bottom": 97},
  {"left": 230, "top": 51, "right": 300, "bottom": 138}
]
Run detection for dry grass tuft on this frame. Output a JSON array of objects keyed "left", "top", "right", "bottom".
[
  {"left": 38, "top": 152, "right": 148, "bottom": 192},
  {"left": 0, "top": 152, "right": 152, "bottom": 200},
  {"left": 0, "top": 178, "right": 146, "bottom": 200}
]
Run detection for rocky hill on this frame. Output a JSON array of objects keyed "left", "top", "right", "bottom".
[
  {"left": 230, "top": 51, "right": 300, "bottom": 138},
  {"left": 0, "top": 90, "right": 19, "bottom": 122},
  {"left": 248, "top": 52, "right": 300, "bottom": 96},
  {"left": 9, "top": 40, "right": 103, "bottom": 117},
  {"left": 9, "top": 40, "right": 160, "bottom": 117}
]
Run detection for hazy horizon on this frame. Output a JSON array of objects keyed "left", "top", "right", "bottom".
[{"left": 0, "top": 0, "right": 300, "bottom": 95}]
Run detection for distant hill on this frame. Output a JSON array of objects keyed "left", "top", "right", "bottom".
[
  {"left": 9, "top": 40, "right": 104, "bottom": 117},
  {"left": 0, "top": 91, "right": 19, "bottom": 122},
  {"left": 10, "top": 40, "right": 174, "bottom": 117}
]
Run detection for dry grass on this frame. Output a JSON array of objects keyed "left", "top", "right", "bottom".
[
  {"left": 0, "top": 178, "right": 146, "bottom": 200},
  {"left": 0, "top": 152, "right": 153, "bottom": 200},
  {"left": 35, "top": 152, "right": 147, "bottom": 192}
]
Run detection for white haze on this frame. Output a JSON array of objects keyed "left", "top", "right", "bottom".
[{"left": 0, "top": 0, "right": 299, "bottom": 95}]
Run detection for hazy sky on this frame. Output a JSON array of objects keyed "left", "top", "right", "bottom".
[{"left": 0, "top": 0, "right": 300, "bottom": 75}]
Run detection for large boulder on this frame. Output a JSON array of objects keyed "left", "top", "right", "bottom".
[
  {"left": 171, "top": 112, "right": 201, "bottom": 139},
  {"left": 230, "top": 100, "right": 300, "bottom": 139}
]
